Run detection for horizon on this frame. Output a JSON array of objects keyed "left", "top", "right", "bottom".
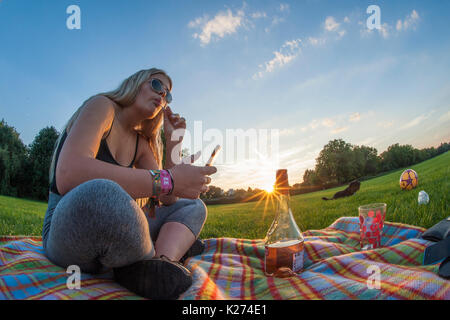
[
  {"left": 1, "top": 0, "right": 450, "bottom": 191},
  {"left": 2, "top": 117, "right": 447, "bottom": 192}
]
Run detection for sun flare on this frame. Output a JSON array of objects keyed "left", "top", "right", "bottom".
[{"left": 262, "top": 184, "right": 274, "bottom": 194}]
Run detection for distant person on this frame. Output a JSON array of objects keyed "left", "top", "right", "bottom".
[{"left": 42, "top": 68, "right": 217, "bottom": 299}]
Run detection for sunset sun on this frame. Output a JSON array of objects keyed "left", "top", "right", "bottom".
[{"left": 262, "top": 184, "right": 274, "bottom": 194}]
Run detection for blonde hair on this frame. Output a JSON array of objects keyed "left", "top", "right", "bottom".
[{"left": 49, "top": 68, "right": 172, "bottom": 184}]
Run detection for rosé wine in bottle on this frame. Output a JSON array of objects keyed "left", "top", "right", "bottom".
[{"left": 264, "top": 169, "right": 305, "bottom": 277}]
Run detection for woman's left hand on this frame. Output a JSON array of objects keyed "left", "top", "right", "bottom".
[{"left": 164, "top": 106, "right": 186, "bottom": 144}]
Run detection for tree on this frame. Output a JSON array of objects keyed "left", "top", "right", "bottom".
[
  {"left": 315, "top": 139, "right": 355, "bottom": 185},
  {"left": 353, "top": 145, "right": 379, "bottom": 177},
  {"left": 0, "top": 119, "right": 28, "bottom": 196},
  {"left": 27, "top": 126, "right": 60, "bottom": 200},
  {"left": 380, "top": 144, "right": 415, "bottom": 171},
  {"left": 302, "top": 169, "right": 320, "bottom": 186},
  {"left": 200, "top": 185, "right": 224, "bottom": 200},
  {"left": 437, "top": 142, "right": 450, "bottom": 155}
]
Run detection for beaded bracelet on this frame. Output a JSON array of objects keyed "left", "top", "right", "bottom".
[
  {"left": 167, "top": 169, "right": 174, "bottom": 195},
  {"left": 149, "top": 170, "right": 162, "bottom": 196}
]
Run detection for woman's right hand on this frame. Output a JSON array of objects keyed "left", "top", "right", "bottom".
[{"left": 169, "top": 163, "right": 217, "bottom": 199}]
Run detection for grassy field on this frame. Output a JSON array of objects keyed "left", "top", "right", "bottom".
[
  {"left": 201, "top": 151, "right": 449, "bottom": 239},
  {"left": 0, "top": 195, "right": 48, "bottom": 236},
  {"left": 0, "top": 152, "right": 448, "bottom": 239}
]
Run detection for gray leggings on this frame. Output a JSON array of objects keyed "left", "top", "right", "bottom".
[{"left": 42, "top": 179, "right": 207, "bottom": 274}]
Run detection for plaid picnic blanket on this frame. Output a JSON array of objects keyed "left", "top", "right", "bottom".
[{"left": 1, "top": 217, "right": 449, "bottom": 300}]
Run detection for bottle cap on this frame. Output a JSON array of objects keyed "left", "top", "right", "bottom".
[{"left": 275, "top": 169, "right": 290, "bottom": 195}]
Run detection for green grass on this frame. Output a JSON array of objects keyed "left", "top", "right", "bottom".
[
  {"left": 200, "top": 151, "right": 449, "bottom": 239},
  {"left": 0, "top": 195, "right": 48, "bottom": 236},
  {"left": 0, "top": 152, "right": 449, "bottom": 239}
]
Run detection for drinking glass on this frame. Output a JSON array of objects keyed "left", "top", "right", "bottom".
[{"left": 358, "top": 203, "right": 387, "bottom": 250}]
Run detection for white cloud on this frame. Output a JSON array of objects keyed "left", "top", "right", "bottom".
[
  {"left": 189, "top": 9, "right": 244, "bottom": 45},
  {"left": 377, "top": 121, "right": 394, "bottom": 128},
  {"left": 331, "top": 126, "right": 349, "bottom": 134},
  {"left": 253, "top": 39, "right": 302, "bottom": 79},
  {"left": 272, "top": 16, "right": 285, "bottom": 26},
  {"left": 264, "top": 51, "right": 296, "bottom": 72},
  {"left": 300, "top": 116, "right": 340, "bottom": 132},
  {"left": 262, "top": 4, "right": 291, "bottom": 33},
  {"left": 322, "top": 118, "right": 335, "bottom": 128},
  {"left": 279, "top": 127, "right": 297, "bottom": 137},
  {"left": 307, "top": 36, "right": 326, "bottom": 46},
  {"left": 349, "top": 112, "right": 361, "bottom": 122},
  {"left": 400, "top": 113, "right": 429, "bottom": 130},
  {"left": 362, "top": 22, "right": 391, "bottom": 39},
  {"left": 438, "top": 111, "right": 450, "bottom": 123},
  {"left": 361, "top": 9, "right": 420, "bottom": 39},
  {"left": 279, "top": 3, "right": 290, "bottom": 12},
  {"left": 251, "top": 11, "right": 267, "bottom": 19},
  {"left": 324, "top": 16, "right": 347, "bottom": 39},
  {"left": 308, "top": 119, "right": 321, "bottom": 130},
  {"left": 284, "top": 39, "right": 301, "bottom": 50},
  {"left": 396, "top": 10, "right": 420, "bottom": 31},
  {"left": 324, "top": 16, "right": 340, "bottom": 32},
  {"left": 379, "top": 23, "right": 390, "bottom": 39},
  {"left": 188, "top": 16, "right": 208, "bottom": 28}
]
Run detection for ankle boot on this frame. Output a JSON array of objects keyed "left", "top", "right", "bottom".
[{"left": 113, "top": 256, "right": 192, "bottom": 300}]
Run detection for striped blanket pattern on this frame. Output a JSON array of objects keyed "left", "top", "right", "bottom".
[{"left": 1, "top": 217, "right": 449, "bottom": 300}]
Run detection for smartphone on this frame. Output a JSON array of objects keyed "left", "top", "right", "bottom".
[{"left": 206, "top": 145, "right": 221, "bottom": 166}]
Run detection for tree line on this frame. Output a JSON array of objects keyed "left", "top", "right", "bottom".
[
  {"left": 0, "top": 119, "right": 448, "bottom": 202},
  {"left": 201, "top": 139, "right": 449, "bottom": 204},
  {"left": 0, "top": 119, "right": 59, "bottom": 201},
  {"left": 301, "top": 139, "right": 450, "bottom": 188}
]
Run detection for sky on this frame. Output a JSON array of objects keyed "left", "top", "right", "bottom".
[{"left": 1, "top": 0, "right": 449, "bottom": 191}]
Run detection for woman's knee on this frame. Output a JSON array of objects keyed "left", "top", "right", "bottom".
[
  {"left": 175, "top": 198, "right": 208, "bottom": 237},
  {"left": 194, "top": 198, "right": 208, "bottom": 224}
]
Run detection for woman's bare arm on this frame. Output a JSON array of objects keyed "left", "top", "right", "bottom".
[{"left": 55, "top": 96, "right": 154, "bottom": 198}]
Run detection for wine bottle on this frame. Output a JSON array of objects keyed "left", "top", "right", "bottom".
[{"left": 264, "top": 169, "right": 304, "bottom": 276}]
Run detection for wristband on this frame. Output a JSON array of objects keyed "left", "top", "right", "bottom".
[
  {"left": 149, "top": 170, "right": 162, "bottom": 197},
  {"left": 147, "top": 170, "right": 163, "bottom": 219},
  {"left": 149, "top": 169, "right": 173, "bottom": 196},
  {"left": 160, "top": 170, "right": 173, "bottom": 195}
]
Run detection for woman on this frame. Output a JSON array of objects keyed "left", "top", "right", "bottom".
[{"left": 42, "top": 68, "right": 217, "bottom": 300}]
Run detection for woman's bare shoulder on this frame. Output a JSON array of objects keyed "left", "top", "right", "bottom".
[
  {"left": 67, "top": 95, "right": 116, "bottom": 136},
  {"left": 84, "top": 95, "right": 117, "bottom": 114}
]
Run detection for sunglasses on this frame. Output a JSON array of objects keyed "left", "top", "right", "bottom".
[{"left": 149, "top": 78, "right": 172, "bottom": 104}]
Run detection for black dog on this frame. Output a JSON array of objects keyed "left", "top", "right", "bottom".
[{"left": 322, "top": 180, "right": 361, "bottom": 200}]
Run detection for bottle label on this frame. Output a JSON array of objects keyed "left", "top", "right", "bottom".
[
  {"left": 265, "top": 240, "right": 304, "bottom": 275},
  {"left": 293, "top": 249, "right": 304, "bottom": 272}
]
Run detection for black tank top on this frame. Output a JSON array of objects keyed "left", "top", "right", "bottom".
[{"left": 49, "top": 119, "right": 139, "bottom": 195}]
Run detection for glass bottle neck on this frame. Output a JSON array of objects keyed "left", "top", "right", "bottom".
[{"left": 276, "top": 192, "right": 290, "bottom": 215}]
